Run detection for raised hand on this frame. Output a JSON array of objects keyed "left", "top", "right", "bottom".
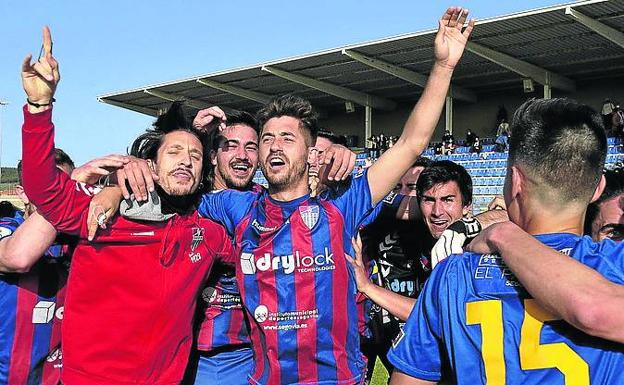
[
  {"left": 317, "top": 144, "right": 356, "bottom": 182},
  {"left": 434, "top": 7, "right": 475, "bottom": 70},
  {"left": 192, "top": 106, "right": 227, "bottom": 132},
  {"left": 22, "top": 26, "right": 60, "bottom": 109},
  {"left": 345, "top": 234, "right": 374, "bottom": 294}
]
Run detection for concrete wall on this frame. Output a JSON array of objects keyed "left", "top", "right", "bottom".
[{"left": 319, "top": 77, "right": 624, "bottom": 146}]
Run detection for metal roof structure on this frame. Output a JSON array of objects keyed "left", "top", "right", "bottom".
[{"left": 98, "top": 0, "right": 624, "bottom": 117}]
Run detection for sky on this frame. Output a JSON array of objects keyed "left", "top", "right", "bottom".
[{"left": 0, "top": 0, "right": 568, "bottom": 167}]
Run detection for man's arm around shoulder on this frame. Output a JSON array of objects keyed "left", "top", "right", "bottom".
[{"left": 0, "top": 212, "right": 57, "bottom": 273}]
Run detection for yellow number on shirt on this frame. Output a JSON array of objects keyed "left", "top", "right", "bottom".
[
  {"left": 466, "top": 299, "right": 589, "bottom": 385},
  {"left": 519, "top": 299, "right": 589, "bottom": 385},
  {"left": 466, "top": 300, "right": 506, "bottom": 384}
]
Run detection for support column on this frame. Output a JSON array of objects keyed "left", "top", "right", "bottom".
[
  {"left": 365, "top": 105, "right": 372, "bottom": 147},
  {"left": 543, "top": 84, "right": 552, "bottom": 99},
  {"left": 543, "top": 72, "right": 552, "bottom": 99},
  {"left": 445, "top": 96, "right": 454, "bottom": 134}
]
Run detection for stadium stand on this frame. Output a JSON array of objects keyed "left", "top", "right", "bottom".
[{"left": 252, "top": 136, "right": 624, "bottom": 214}]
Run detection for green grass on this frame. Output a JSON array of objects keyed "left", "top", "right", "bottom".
[
  {"left": 0, "top": 167, "right": 18, "bottom": 184},
  {"left": 371, "top": 358, "right": 390, "bottom": 385}
]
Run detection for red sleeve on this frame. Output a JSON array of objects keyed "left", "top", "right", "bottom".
[
  {"left": 21, "top": 105, "right": 90, "bottom": 235},
  {"left": 215, "top": 225, "right": 235, "bottom": 264}
]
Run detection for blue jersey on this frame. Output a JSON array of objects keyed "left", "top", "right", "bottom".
[
  {"left": 0, "top": 213, "right": 71, "bottom": 385},
  {"left": 198, "top": 170, "right": 375, "bottom": 385},
  {"left": 388, "top": 233, "right": 624, "bottom": 384}
]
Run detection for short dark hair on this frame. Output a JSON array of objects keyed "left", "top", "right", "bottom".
[
  {"left": 412, "top": 156, "right": 433, "bottom": 169},
  {"left": 584, "top": 167, "right": 624, "bottom": 234},
  {"left": 209, "top": 110, "right": 258, "bottom": 152},
  {"left": 129, "top": 101, "right": 212, "bottom": 189},
  {"left": 317, "top": 129, "right": 347, "bottom": 146},
  {"left": 416, "top": 160, "right": 472, "bottom": 206},
  {"left": 17, "top": 148, "right": 75, "bottom": 185},
  {"left": 256, "top": 95, "right": 319, "bottom": 146},
  {"left": 509, "top": 98, "right": 606, "bottom": 204}
]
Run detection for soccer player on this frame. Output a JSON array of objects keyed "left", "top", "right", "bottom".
[
  {"left": 20, "top": 27, "right": 234, "bottom": 385},
  {"left": 0, "top": 149, "right": 129, "bottom": 385},
  {"left": 189, "top": 109, "right": 260, "bottom": 385},
  {"left": 585, "top": 167, "right": 623, "bottom": 241},
  {"left": 388, "top": 98, "right": 624, "bottom": 385},
  {"left": 192, "top": 8, "right": 474, "bottom": 384},
  {"left": 357, "top": 160, "right": 471, "bottom": 374},
  {"left": 0, "top": 150, "right": 74, "bottom": 385}
]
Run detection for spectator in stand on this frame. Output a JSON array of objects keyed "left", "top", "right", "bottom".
[
  {"left": 495, "top": 105, "right": 508, "bottom": 132},
  {"left": 496, "top": 117, "right": 510, "bottom": 137},
  {"left": 602, "top": 98, "right": 616, "bottom": 132},
  {"left": 368, "top": 135, "right": 380, "bottom": 159},
  {"left": 465, "top": 129, "right": 476, "bottom": 147},
  {"left": 434, "top": 142, "right": 444, "bottom": 156},
  {"left": 612, "top": 105, "right": 624, "bottom": 139},
  {"left": 470, "top": 135, "right": 482, "bottom": 154},
  {"left": 495, "top": 130, "right": 509, "bottom": 152},
  {"left": 442, "top": 130, "right": 455, "bottom": 155},
  {"left": 585, "top": 167, "right": 624, "bottom": 242}
]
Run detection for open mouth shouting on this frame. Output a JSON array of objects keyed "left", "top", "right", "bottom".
[
  {"left": 230, "top": 161, "right": 252, "bottom": 177},
  {"left": 267, "top": 155, "right": 287, "bottom": 173}
]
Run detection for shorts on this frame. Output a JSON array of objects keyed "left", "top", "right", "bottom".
[{"left": 192, "top": 347, "right": 254, "bottom": 385}]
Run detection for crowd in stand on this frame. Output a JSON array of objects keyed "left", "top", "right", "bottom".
[{"left": 3, "top": 8, "right": 624, "bottom": 385}]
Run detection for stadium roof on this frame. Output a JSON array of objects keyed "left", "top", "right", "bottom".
[{"left": 98, "top": 0, "right": 624, "bottom": 117}]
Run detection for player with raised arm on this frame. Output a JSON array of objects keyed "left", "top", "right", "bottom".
[
  {"left": 388, "top": 98, "right": 624, "bottom": 385},
  {"left": 20, "top": 27, "right": 234, "bottom": 385},
  {"left": 193, "top": 8, "right": 473, "bottom": 385},
  {"left": 84, "top": 8, "right": 473, "bottom": 384}
]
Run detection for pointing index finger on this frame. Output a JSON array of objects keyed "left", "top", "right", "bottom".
[{"left": 43, "top": 26, "right": 53, "bottom": 55}]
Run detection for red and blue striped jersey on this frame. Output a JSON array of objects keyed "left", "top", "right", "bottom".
[
  {"left": 196, "top": 184, "right": 265, "bottom": 352},
  {"left": 388, "top": 233, "right": 624, "bottom": 384},
  {"left": 197, "top": 261, "right": 251, "bottom": 350},
  {"left": 198, "top": 171, "right": 375, "bottom": 385},
  {"left": 0, "top": 213, "right": 71, "bottom": 385}
]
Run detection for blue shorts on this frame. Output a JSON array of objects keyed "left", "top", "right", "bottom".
[{"left": 192, "top": 347, "right": 254, "bottom": 385}]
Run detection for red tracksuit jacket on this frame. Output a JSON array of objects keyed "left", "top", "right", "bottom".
[{"left": 22, "top": 106, "right": 233, "bottom": 385}]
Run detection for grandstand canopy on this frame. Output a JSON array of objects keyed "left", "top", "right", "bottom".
[{"left": 98, "top": 0, "right": 624, "bottom": 117}]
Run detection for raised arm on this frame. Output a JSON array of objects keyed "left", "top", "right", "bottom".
[
  {"left": 468, "top": 221, "right": 624, "bottom": 343},
  {"left": 21, "top": 27, "right": 90, "bottom": 234},
  {"left": 368, "top": 7, "right": 474, "bottom": 205}
]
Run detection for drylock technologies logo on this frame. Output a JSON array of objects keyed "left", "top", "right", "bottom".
[{"left": 240, "top": 248, "right": 335, "bottom": 275}]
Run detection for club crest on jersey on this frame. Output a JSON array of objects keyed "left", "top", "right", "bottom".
[
  {"left": 191, "top": 227, "right": 204, "bottom": 251},
  {"left": 299, "top": 205, "right": 319, "bottom": 229}
]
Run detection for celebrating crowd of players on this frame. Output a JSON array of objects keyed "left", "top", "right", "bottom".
[{"left": 2, "top": 6, "right": 624, "bottom": 385}]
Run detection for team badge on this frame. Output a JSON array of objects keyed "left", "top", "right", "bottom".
[
  {"left": 299, "top": 205, "right": 320, "bottom": 230},
  {"left": 191, "top": 227, "right": 204, "bottom": 251}
]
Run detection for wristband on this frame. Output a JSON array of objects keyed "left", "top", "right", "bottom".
[
  {"left": 447, "top": 217, "right": 482, "bottom": 240},
  {"left": 26, "top": 98, "right": 55, "bottom": 108}
]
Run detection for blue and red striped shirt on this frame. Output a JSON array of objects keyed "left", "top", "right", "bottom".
[
  {"left": 198, "top": 171, "right": 374, "bottom": 385},
  {"left": 196, "top": 184, "right": 265, "bottom": 352},
  {"left": 197, "top": 262, "right": 251, "bottom": 351},
  {"left": 0, "top": 213, "right": 71, "bottom": 385}
]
